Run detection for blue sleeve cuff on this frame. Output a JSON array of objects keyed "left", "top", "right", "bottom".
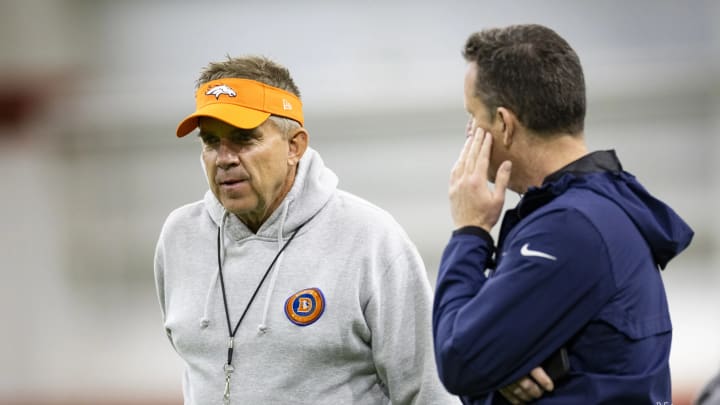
[
  {"left": 452, "top": 226, "right": 496, "bottom": 265},
  {"left": 453, "top": 226, "right": 494, "bottom": 245}
]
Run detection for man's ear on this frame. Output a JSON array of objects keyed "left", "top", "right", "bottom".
[
  {"left": 496, "top": 107, "right": 517, "bottom": 148},
  {"left": 288, "top": 127, "right": 309, "bottom": 166}
]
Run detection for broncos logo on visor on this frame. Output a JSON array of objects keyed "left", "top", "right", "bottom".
[
  {"left": 205, "top": 84, "right": 237, "bottom": 99},
  {"left": 285, "top": 288, "right": 325, "bottom": 326}
]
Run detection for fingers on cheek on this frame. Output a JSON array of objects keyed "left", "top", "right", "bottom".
[
  {"left": 481, "top": 131, "right": 493, "bottom": 152},
  {"left": 450, "top": 163, "right": 461, "bottom": 178},
  {"left": 465, "top": 133, "right": 475, "bottom": 147}
]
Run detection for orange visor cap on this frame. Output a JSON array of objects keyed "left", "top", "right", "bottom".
[{"left": 176, "top": 78, "right": 304, "bottom": 137}]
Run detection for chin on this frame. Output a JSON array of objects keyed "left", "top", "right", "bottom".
[{"left": 221, "top": 198, "right": 257, "bottom": 215}]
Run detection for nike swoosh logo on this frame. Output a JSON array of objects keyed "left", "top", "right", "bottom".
[{"left": 520, "top": 243, "right": 557, "bottom": 261}]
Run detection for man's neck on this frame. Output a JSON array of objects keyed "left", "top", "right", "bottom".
[
  {"left": 514, "top": 133, "right": 588, "bottom": 193},
  {"left": 239, "top": 211, "right": 268, "bottom": 234}
]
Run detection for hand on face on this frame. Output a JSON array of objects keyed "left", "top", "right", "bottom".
[{"left": 449, "top": 128, "right": 512, "bottom": 232}]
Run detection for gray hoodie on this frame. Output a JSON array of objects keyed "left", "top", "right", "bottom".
[{"left": 154, "top": 148, "right": 458, "bottom": 404}]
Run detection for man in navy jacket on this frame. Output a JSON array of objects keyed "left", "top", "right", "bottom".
[{"left": 432, "top": 24, "right": 694, "bottom": 404}]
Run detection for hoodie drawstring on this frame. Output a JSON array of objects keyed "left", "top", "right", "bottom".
[
  {"left": 200, "top": 210, "right": 230, "bottom": 328},
  {"left": 258, "top": 198, "right": 292, "bottom": 334},
  {"left": 201, "top": 201, "right": 294, "bottom": 334}
]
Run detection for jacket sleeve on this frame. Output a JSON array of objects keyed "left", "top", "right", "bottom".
[
  {"left": 433, "top": 208, "right": 617, "bottom": 396},
  {"left": 365, "top": 236, "right": 460, "bottom": 405}
]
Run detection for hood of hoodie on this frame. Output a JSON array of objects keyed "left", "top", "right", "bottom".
[
  {"left": 523, "top": 150, "right": 694, "bottom": 269},
  {"left": 203, "top": 146, "right": 338, "bottom": 240}
]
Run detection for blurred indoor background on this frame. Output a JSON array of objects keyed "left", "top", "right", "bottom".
[{"left": 1, "top": 0, "right": 718, "bottom": 404}]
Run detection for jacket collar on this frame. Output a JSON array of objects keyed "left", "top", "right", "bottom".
[
  {"left": 497, "top": 150, "right": 624, "bottom": 254},
  {"left": 518, "top": 150, "right": 622, "bottom": 217},
  {"left": 543, "top": 150, "right": 622, "bottom": 185}
]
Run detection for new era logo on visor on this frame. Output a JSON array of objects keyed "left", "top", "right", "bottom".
[{"left": 205, "top": 84, "right": 237, "bottom": 99}]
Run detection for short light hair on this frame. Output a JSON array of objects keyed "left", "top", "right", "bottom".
[
  {"left": 197, "top": 55, "right": 302, "bottom": 136},
  {"left": 267, "top": 116, "right": 300, "bottom": 137},
  {"left": 463, "top": 24, "right": 586, "bottom": 136}
]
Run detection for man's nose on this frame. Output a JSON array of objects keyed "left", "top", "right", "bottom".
[{"left": 216, "top": 139, "right": 239, "bottom": 168}]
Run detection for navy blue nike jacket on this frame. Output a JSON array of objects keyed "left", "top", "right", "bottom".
[{"left": 433, "top": 150, "right": 694, "bottom": 404}]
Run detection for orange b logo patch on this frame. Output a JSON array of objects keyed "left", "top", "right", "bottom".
[{"left": 285, "top": 288, "right": 325, "bottom": 326}]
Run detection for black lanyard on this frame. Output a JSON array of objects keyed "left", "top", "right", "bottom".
[{"left": 216, "top": 225, "right": 302, "bottom": 404}]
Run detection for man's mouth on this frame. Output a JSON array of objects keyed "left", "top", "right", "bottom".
[{"left": 217, "top": 178, "right": 248, "bottom": 190}]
